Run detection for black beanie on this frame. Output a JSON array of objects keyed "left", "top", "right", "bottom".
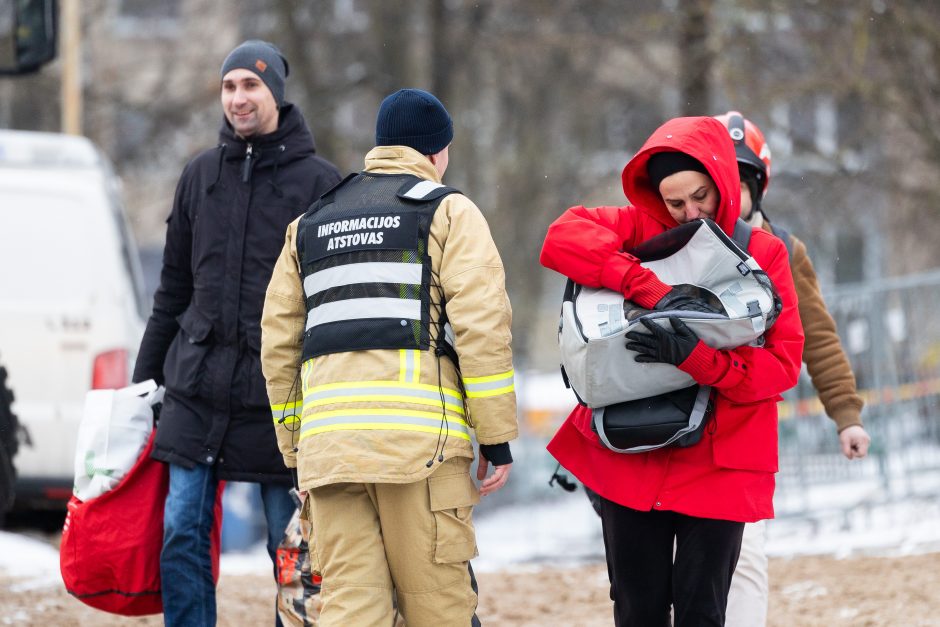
[
  {"left": 220, "top": 40, "right": 289, "bottom": 107},
  {"left": 375, "top": 88, "right": 454, "bottom": 155},
  {"left": 739, "top": 165, "right": 763, "bottom": 217},
  {"left": 647, "top": 152, "right": 710, "bottom": 190},
  {"left": 739, "top": 166, "right": 762, "bottom": 202}
]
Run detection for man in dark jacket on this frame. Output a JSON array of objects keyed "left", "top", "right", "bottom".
[{"left": 133, "top": 40, "right": 341, "bottom": 626}]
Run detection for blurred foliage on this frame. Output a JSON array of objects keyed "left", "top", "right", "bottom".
[{"left": 2, "top": 0, "right": 940, "bottom": 366}]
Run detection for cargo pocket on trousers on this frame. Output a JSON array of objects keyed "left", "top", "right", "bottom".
[
  {"left": 429, "top": 472, "right": 480, "bottom": 564},
  {"left": 164, "top": 305, "right": 213, "bottom": 397},
  {"left": 299, "top": 495, "right": 321, "bottom": 577}
]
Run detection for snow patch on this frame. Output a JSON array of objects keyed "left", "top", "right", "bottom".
[
  {"left": 0, "top": 531, "right": 62, "bottom": 591},
  {"left": 2, "top": 609, "right": 30, "bottom": 624},
  {"left": 473, "top": 490, "right": 603, "bottom": 572},
  {"left": 0, "top": 472, "right": 938, "bottom": 588},
  {"left": 219, "top": 542, "right": 273, "bottom": 576},
  {"left": 780, "top": 580, "right": 828, "bottom": 600}
]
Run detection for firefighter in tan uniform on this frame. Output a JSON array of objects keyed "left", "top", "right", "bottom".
[{"left": 261, "top": 88, "right": 517, "bottom": 626}]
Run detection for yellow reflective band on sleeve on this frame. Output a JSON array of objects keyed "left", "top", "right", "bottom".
[
  {"left": 463, "top": 369, "right": 516, "bottom": 384},
  {"left": 465, "top": 385, "right": 515, "bottom": 398},
  {"left": 271, "top": 399, "right": 302, "bottom": 424},
  {"left": 463, "top": 369, "right": 515, "bottom": 398}
]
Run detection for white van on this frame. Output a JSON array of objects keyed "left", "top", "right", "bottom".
[{"left": 0, "top": 129, "right": 147, "bottom": 510}]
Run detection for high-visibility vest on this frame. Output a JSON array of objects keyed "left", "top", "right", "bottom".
[{"left": 296, "top": 172, "right": 459, "bottom": 362}]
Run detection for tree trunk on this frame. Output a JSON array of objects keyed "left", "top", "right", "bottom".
[{"left": 678, "top": 0, "right": 713, "bottom": 116}]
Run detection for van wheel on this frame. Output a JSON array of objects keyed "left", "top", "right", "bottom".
[{"left": 0, "top": 361, "right": 19, "bottom": 521}]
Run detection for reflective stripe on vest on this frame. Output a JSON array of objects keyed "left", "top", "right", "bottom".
[
  {"left": 303, "top": 262, "right": 424, "bottom": 331},
  {"left": 303, "top": 262, "right": 423, "bottom": 300},
  {"left": 402, "top": 180, "right": 446, "bottom": 199},
  {"left": 463, "top": 369, "right": 515, "bottom": 398}
]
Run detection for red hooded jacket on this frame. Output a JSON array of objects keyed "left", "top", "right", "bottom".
[{"left": 540, "top": 117, "right": 804, "bottom": 522}]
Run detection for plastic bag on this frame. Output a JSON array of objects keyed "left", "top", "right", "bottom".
[
  {"left": 276, "top": 493, "right": 323, "bottom": 626},
  {"left": 73, "top": 380, "right": 164, "bottom": 501}
]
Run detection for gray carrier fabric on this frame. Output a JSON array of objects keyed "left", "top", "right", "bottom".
[
  {"left": 559, "top": 218, "right": 780, "bottom": 409},
  {"left": 296, "top": 173, "right": 458, "bottom": 361}
]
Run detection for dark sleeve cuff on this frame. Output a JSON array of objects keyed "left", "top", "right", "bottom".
[{"left": 479, "top": 442, "right": 513, "bottom": 466}]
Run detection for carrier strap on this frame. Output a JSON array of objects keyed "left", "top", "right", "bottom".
[
  {"left": 732, "top": 218, "right": 752, "bottom": 253},
  {"left": 768, "top": 223, "right": 794, "bottom": 260}
]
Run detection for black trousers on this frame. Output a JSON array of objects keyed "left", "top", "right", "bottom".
[{"left": 599, "top": 497, "right": 744, "bottom": 627}]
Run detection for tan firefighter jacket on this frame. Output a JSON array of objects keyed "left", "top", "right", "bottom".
[{"left": 261, "top": 145, "right": 518, "bottom": 488}]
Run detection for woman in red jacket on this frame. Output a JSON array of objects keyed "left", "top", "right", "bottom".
[{"left": 540, "top": 116, "right": 804, "bottom": 626}]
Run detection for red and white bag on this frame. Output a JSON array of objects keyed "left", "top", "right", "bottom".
[{"left": 60, "top": 429, "right": 224, "bottom": 615}]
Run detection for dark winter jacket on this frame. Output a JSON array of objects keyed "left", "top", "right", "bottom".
[
  {"left": 540, "top": 116, "right": 804, "bottom": 522},
  {"left": 134, "top": 103, "right": 342, "bottom": 482}
]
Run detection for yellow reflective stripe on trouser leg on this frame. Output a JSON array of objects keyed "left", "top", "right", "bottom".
[
  {"left": 463, "top": 369, "right": 515, "bottom": 398},
  {"left": 299, "top": 409, "right": 472, "bottom": 441}
]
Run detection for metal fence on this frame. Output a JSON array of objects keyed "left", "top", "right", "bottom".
[{"left": 774, "top": 268, "right": 940, "bottom": 518}]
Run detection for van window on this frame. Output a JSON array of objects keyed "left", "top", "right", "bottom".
[
  {"left": 0, "top": 190, "right": 118, "bottom": 302},
  {"left": 109, "top": 198, "right": 149, "bottom": 318}
]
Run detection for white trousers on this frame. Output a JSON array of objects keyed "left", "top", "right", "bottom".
[{"left": 725, "top": 520, "right": 769, "bottom": 627}]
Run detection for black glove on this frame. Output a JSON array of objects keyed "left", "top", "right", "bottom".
[
  {"left": 625, "top": 317, "right": 701, "bottom": 366},
  {"left": 653, "top": 285, "right": 724, "bottom": 315}
]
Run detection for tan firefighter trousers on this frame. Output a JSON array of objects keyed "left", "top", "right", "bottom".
[{"left": 306, "top": 456, "right": 480, "bottom": 627}]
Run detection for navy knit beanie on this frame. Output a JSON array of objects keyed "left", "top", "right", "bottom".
[
  {"left": 220, "top": 40, "right": 289, "bottom": 107},
  {"left": 375, "top": 89, "right": 454, "bottom": 155}
]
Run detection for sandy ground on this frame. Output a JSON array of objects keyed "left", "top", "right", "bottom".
[{"left": 2, "top": 552, "right": 939, "bottom": 626}]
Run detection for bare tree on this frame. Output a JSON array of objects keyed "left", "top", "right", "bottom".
[{"left": 679, "top": 0, "right": 714, "bottom": 115}]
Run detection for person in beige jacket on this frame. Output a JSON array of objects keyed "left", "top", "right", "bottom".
[
  {"left": 260, "top": 88, "right": 517, "bottom": 626},
  {"left": 715, "top": 111, "right": 871, "bottom": 627}
]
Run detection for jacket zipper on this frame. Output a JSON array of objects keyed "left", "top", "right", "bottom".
[{"left": 241, "top": 143, "right": 253, "bottom": 183}]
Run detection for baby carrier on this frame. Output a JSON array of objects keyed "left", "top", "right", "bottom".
[{"left": 558, "top": 218, "right": 782, "bottom": 452}]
